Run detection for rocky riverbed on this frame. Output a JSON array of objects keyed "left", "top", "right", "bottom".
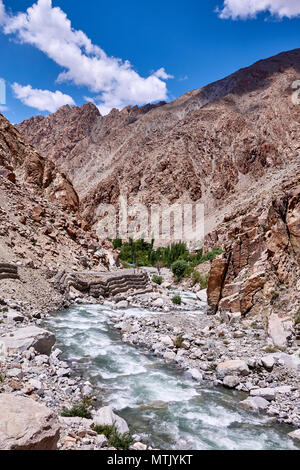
[
  {"left": 110, "top": 286, "right": 300, "bottom": 435},
  {"left": 0, "top": 297, "right": 148, "bottom": 450},
  {"left": 0, "top": 279, "right": 299, "bottom": 450}
]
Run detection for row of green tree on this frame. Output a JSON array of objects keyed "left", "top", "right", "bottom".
[{"left": 112, "top": 237, "right": 223, "bottom": 280}]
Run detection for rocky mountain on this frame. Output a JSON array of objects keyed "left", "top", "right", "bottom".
[
  {"left": 16, "top": 48, "right": 300, "bottom": 321},
  {"left": 17, "top": 48, "right": 300, "bottom": 241},
  {"left": 0, "top": 113, "right": 79, "bottom": 212}
]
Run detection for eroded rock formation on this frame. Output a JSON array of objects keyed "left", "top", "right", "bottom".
[{"left": 206, "top": 175, "right": 300, "bottom": 327}]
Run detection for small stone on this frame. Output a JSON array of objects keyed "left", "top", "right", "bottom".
[
  {"left": 130, "top": 442, "right": 148, "bottom": 451},
  {"left": 261, "top": 356, "right": 275, "bottom": 372},
  {"left": 95, "top": 434, "right": 108, "bottom": 448}
]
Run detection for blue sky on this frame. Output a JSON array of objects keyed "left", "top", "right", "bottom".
[{"left": 0, "top": 0, "right": 300, "bottom": 123}]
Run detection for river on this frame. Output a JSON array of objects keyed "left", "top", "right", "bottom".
[{"left": 46, "top": 303, "right": 298, "bottom": 450}]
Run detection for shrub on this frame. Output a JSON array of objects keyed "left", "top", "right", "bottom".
[
  {"left": 171, "top": 260, "right": 188, "bottom": 281},
  {"left": 152, "top": 275, "right": 163, "bottom": 285},
  {"left": 0, "top": 375, "right": 3, "bottom": 382},
  {"left": 173, "top": 334, "right": 184, "bottom": 348},
  {"left": 92, "top": 425, "right": 134, "bottom": 450},
  {"left": 112, "top": 238, "right": 123, "bottom": 250},
  {"left": 172, "top": 295, "right": 182, "bottom": 305},
  {"left": 295, "top": 309, "right": 300, "bottom": 325},
  {"left": 109, "top": 430, "right": 134, "bottom": 451},
  {"left": 192, "top": 271, "right": 209, "bottom": 289},
  {"left": 61, "top": 398, "right": 92, "bottom": 419},
  {"left": 251, "top": 322, "right": 264, "bottom": 330},
  {"left": 1, "top": 307, "right": 8, "bottom": 313}
]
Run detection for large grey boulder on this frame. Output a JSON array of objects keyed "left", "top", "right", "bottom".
[
  {"left": 0, "top": 327, "right": 55, "bottom": 356},
  {"left": 250, "top": 388, "right": 276, "bottom": 401},
  {"left": 216, "top": 360, "right": 249, "bottom": 379},
  {"left": 238, "top": 396, "right": 269, "bottom": 412},
  {"left": 268, "top": 314, "right": 293, "bottom": 348},
  {"left": 0, "top": 394, "right": 60, "bottom": 450},
  {"left": 92, "top": 406, "right": 129, "bottom": 435}
]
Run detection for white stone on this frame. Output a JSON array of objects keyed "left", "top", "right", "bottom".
[
  {"left": 160, "top": 336, "right": 174, "bottom": 348},
  {"left": 92, "top": 406, "right": 129, "bottom": 435},
  {"left": 261, "top": 356, "right": 275, "bottom": 372},
  {"left": 196, "top": 290, "right": 207, "bottom": 302},
  {"left": 0, "top": 327, "right": 55, "bottom": 356},
  {"left": 6, "top": 368, "right": 23, "bottom": 380},
  {"left": 163, "top": 351, "right": 176, "bottom": 361},
  {"left": 223, "top": 375, "right": 240, "bottom": 389},
  {"left": 95, "top": 434, "right": 108, "bottom": 448},
  {"left": 268, "top": 314, "right": 293, "bottom": 348},
  {"left": 0, "top": 394, "right": 60, "bottom": 450},
  {"left": 130, "top": 442, "right": 147, "bottom": 451},
  {"left": 288, "top": 429, "right": 300, "bottom": 442},
  {"left": 153, "top": 298, "right": 164, "bottom": 308},
  {"left": 250, "top": 388, "right": 276, "bottom": 401},
  {"left": 216, "top": 360, "right": 249, "bottom": 379},
  {"left": 116, "top": 301, "right": 129, "bottom": 309},
  {"left": 238, "top": 396, "right": 269, "bottom": 412},
  {"left": 186, "top": 368, "right": 203, "bottom": 382}
]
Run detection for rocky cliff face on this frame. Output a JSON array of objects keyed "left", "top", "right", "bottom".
[
  {"left": 0, "top": 113, "right": 79, "bottom": 212},
  {"left": 17, "top": 49, "right": 300, "bottom": 239},
  {"left": 206, "top": 171, "right": 300, "bottom": 335}
]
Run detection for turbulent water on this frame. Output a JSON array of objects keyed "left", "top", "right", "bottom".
[{"left": 46, "top": 303, "right": 298, "bottom": 451}]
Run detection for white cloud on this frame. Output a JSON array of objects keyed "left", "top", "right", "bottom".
[
  {"left": 0, "top": 1, "right": 6, "bottom": 25},
  {"left": 1, "top": 0, "right": 171, "bottom": 115},
  {"left": 12, "top": 83, "right": 75, "bottom": 112},
  {"left": 218, "top": 0, "right": 300, "bottom": 19}
]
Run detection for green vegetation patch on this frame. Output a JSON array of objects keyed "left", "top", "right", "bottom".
[{"left": 92, "top": 424, "right": 134, "bottom": 450}]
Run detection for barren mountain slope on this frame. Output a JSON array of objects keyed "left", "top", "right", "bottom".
[
  {"left": 17, "top": 49, "right": 300, "bottom": 239},
  {"left": 0, "top": 113, "right": 109, "bottom": 312}
]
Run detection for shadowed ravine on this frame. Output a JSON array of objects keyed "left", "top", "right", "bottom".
[{"left": 46, "top": 304, "right": 298, "bottom": 450}]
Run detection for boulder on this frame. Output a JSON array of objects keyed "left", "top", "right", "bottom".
[
  {"left": 6, "top": 310, "right": 24, "bottom": 323},
  {"left": 153, "top": 298, "right": 164, "bottom": 308},
  {"left": 268, "top": 314, "right": 293, "bottom": 349},
  {"left": 196, "top": 289, "right": 207, "bottom": 303},
  {"left": 0, "top": 327, "right": 55, "bottom": 356},
  {"left": 186, "top": 368, "right": 203, "bottom": 382},
  {"left": 261, "top": 356, "right": 275, "bottom": 372},
  {"left": 130, "top": 442, "right": 147, "bottom": 451},
  {"left": 160, "top": 336, "right": 174, "bottom": 348},
  {"left": 163, "top": 352, "right": 176, "bottom": 361},
  {"left": 250, "top": 388, "right": 276, "bottom": 401},
  {"left": 216, "top": 360, "right": 249, "bottom": 379},
  {"left": 238, "top": 397, "right": 269, "bottom": 412},
  {"left": 288, "top": 429, "right": 300, "bottom": 442},
  {"left": 116, "top": 301, "right": 129, "bottom": 310},
  {"left": 0, "top": 394, "right": 60, "bottom": 450},
  {"left": 223, "top": 375, "right": 240, "bottom": 389},
  {"left": 92, "top": 406, "right": 129, "bottom": 435}
]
